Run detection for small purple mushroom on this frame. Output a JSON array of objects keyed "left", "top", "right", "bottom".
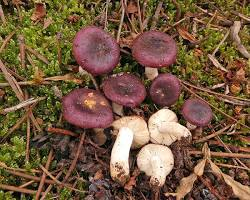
[
  {"left": 149, "top": 73, "right": 181, "bottom": 107},
  {"left": 132, "top": 31, "right": 177, "bottom": 80},
  {"left": 73, "top": 26, "right": 120, "bottom": 76},
  {"left": 102, "top": 73, "right": 146, "bottom": 115},
  {"left": 62, "top": 88, "right": 113, "bottom": 129},
  {"left": 181, "top": 98, "right": 213, "bottom": 130}
]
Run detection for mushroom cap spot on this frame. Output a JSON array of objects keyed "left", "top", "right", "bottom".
[
  {"left": 182, "top": 98, "right": 213, "bottom": 127},
  {"left": 148, "top": 109, "right": 191, "bottom": 146},
  {"left": 149, "top": 73, "right": 181, "bottom": 106},
  {"left": 73, "top": 26, "right": 120, "bottom": 76},
  {"left": 62, "top": 88, "right": 113, "bottom": 128},
  {"left": 102, "top": 73, "right": 146, "bottom": 107},
  {"left": 132, "top": 31, "right": 177, "bottom": 68},
  {"left": 112, "top": 116, "right": 149, "bottom": 149},
  {"left": 137, "top": 144, "right": 174, "bottom": 187}
]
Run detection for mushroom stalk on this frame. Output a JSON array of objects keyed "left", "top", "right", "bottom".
[
  {"left": 110, "top": 127, "right": 134, "bottom": 185},
  {"left": 112, "top": 102, "right": 124, "bottom": 116},
  {"left": 93, "top": 128, "right": 107, "bottom": 146},
  {"left": 150, "top": 156, "right": 166, "bottom": 187},
  {"left": 145, "top": 67, "right": 158, "bottom": 80},
  {"left": 186, "top": 121, "right": 197, "bottom": 130}
]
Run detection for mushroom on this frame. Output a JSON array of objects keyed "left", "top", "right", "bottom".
[
  {"left": 132, "top": 31, "right": 177, "bottom": 80},
  {"left": 73, "top": 26, "right": 120, "bottom": 76},
  {"left": 110, "top": 116, "right": 149, "bottom": 185},
  {"left": 149, "top": 73, "right": 181, "bottom": 107},
  {"left": 62, "top": 88, "right": 113, "bottom": 144},
  {"left": 148, "top": 108, "right": 191, "bottom": 146},
  {"left": 137, "top": 144, "right": 174, "bottom": 187},
  {"left": 181, "top": 98, "right": 213, "bottom": 131},
  {"left": 102, "top": 73, "right": 146, "bottom": 116}
]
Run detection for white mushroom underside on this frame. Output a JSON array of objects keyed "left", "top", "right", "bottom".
[
  {"left": 149, "top": 122, "right": 191, "bottom": 146},
  {"left": 137, "top": 144, "right": 174, "bottom": 187},
  {"left": 110, "top": 127, "right": 134, "bottom": 185},
  {"left": 112, "top": 116, "right": 150, "bottom": 149}
]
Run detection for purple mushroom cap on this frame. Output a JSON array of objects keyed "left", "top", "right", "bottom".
[
  {"left": 132, "top": 31, "right": 177, "bottom": 68},
  {"left": 102, "top": 73, "right": 146, "bottom": 107},
  {"left": 149, "top": 73, "right": 181, "bottom": 106},
  {"left": 182, "top": 98, "right": 213, "bottom": 127},
  {"left": 73, "top": 26, "right": 120, "bottom": 76},
  {"left": 62, "top": 88, "right": 113, "bottom": 129}
]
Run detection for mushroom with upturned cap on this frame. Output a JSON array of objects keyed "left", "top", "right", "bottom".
[
  {"left": 137, "top": 144, "right": 174, "bottom": 187},
  {"left": 110, "top": 116, "right": 149, "bottom": 185},
  {"left": 102, "top": 73, "right": 146, "bottom": 116},
  {"left": 132, "top": 31, "right": 177, "bottom": 80},
  {"left": 149, "top": 73, "right": 181, "bottom": 107},
  {"left": 148, "top": 108, "right": 191, "bottom": 146},
  {"left": 73, "top": 26, "right": 120, "bottom": 76},
  {"left": 181, "top": 98, "right": 213, "bottom": 130}
]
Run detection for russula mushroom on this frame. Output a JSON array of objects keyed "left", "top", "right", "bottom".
[
  {"left": 137, "top": 144, "right": 174, "bottom": 187},
  {"left": 181, "top": 98, "right": 213, "bottom": 130},
  {"left": 73, "top": 26, "right": 120, "bottom": 76},
  {"left": 62, "top": 88, "right": 113, "bottom": 144},
  {"left": 148, "top": 108, "right": 191, "bottom": 146},
  {"left": 132, "top": 31, "right": 177, "bottom": 80},
  {"left": 149, "top": 73, "right": 181, "bottom": 107},
  {"left": 110, "top": 116, "right": 149, "bottom": 185},
  {"left": 102, "top": 73, "right": 146, "bottom": 115}
]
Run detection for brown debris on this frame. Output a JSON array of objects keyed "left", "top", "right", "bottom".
[{"left": 31, "top": 3, "right": 46, "bottom": 22}]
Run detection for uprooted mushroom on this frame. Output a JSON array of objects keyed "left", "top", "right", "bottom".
[
  {"left": 148, "top": 108, "right": 191, "bottom": 146},
  {"left": 137, "top": 144, "right": 174, "bottom": 188},
  {"left": 110, "top": 116, "right": 150, "bottom": 185}
]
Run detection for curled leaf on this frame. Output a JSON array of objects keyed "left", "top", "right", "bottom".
[{"left": 31, "top": 3, "right": 46, "bottom": 22}]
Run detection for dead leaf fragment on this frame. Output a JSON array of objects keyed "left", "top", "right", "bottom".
[
  {"left": 209, "top": 160, "right": 250, "bottom": 200},
  {"left": 43, "top": 17, "right": 53, "bottom": 29},
  {"left": 208, "top": 54, "right": 228, "bottom": 72},
  {"left": 31, "top": 3, "right": 46, "bottom": 22},
  {"left": 177, "top": 27, "right": 198, "bottom": 43},
  {"left": 235, "top": 68, "right": 246, "bottom": 82}
]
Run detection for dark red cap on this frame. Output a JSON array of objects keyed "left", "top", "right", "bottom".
[
  {"left": 102, "top": 73, "right": 146, "bottom": 107},
  {"left": 181, "top": 98, "right": 213, "bottom": 127},
  {"left": 73, "top": 26, "right": 120, "bottom": 76},
  {"left": 132, "top": 31, "right": 177, "bottom": 68},
  {"left": 149, "top": 73, "right": 181, "bottom": 106},
  {"left": 62, "top": 88, "right": 113, "bottom": 128}
]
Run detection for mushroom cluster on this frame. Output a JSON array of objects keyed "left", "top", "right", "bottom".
[{"left": 60, "top": 25, "right": 213, "bottom": 190}]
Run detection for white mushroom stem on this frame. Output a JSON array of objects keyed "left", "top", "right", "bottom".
[
  {"left": 150, "top": 156, "right": 166, "bottom": 187},
  {"left": 110, "top": 127, "right": 133, "bottom": 185},
  {"left": 112, "top": 102, "right": 124, "bottom": 116},
  {"left": 186, "top": 121, "right": 197, "bottom": 130},
  {"left": 145, "top": 67, "right": 158, "bottom": 80}
]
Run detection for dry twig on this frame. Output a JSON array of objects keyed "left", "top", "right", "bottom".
[
  {"left": 0, "top": 31, "right": 15, "bottom": 53},
  {"left": 47, "top": 127, "right": 78, "bottom": 137},
  {"left": 0, "top": 5, "right": 6, "bottom": 25},
  {"left": 36, "top": 149, "right": 53, "bottom": 200},
  {"left": 150, "top": 1, "right": 163, "bottom": 30},
  {"left": 25, "top": 45, "right": 49, "bottom": 64},
  {"left": 18, "top": 35, "right": 26, "bottom": 68},
  {"left": 188, "top": 150, "right": 250, "bottom": 159}
]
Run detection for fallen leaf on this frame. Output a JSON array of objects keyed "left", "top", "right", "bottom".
[
  {"left": 165, "top": 159, "right": 206, "bottom": 199},
  {"left": 127, "top": 1, "right": 137, "bottom": 14},
  {"left": 177, "top": 27, "right": 198, "bottom": 43},
  {"left": 43, "top": 17, "right": 53, "bottom": 29},
  {"left": 124, "top": 168, "right": 140, "bottom": 191},
  {"left": 209, "top": 160, "right": 250, "bottom": 200},
  {"left": 194, "top": 48, "right": 203, "bottom": 57},
  {"left": 0, "top": 89, "right": 5, "bottom": 100},
  {"left": 234, "top": 106, "right": 242, "bottom": 115},
  {"left": 31, "top": 3, "right": 46, "bottom": 22}
]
